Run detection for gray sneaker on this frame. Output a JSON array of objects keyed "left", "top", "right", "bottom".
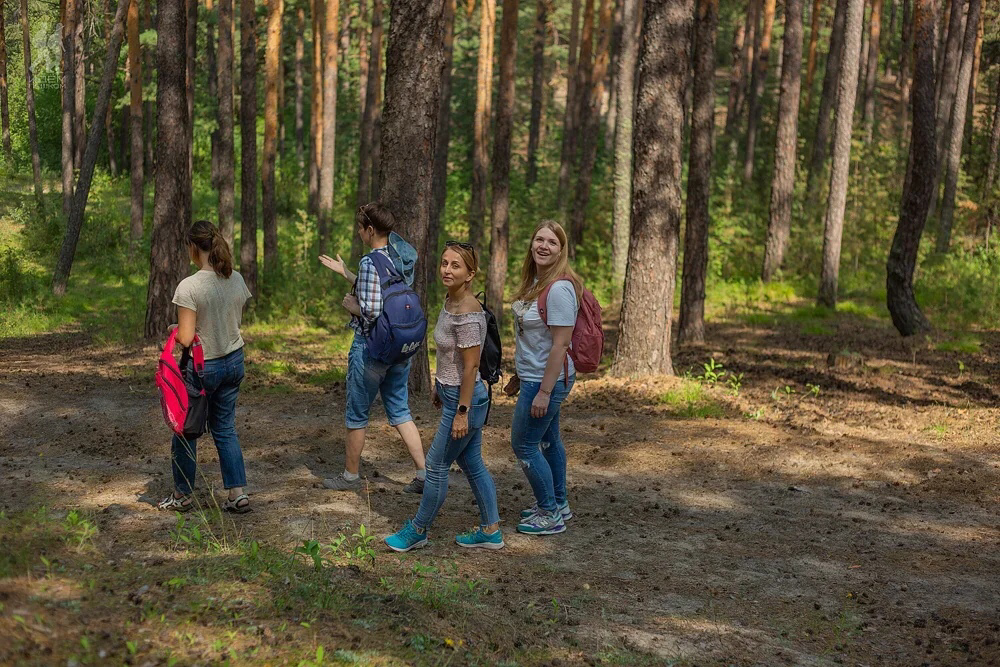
[
  {"left": 520, "top": 501, "right": 573, "bottom": 521},
  {"left": 516, "top": 510, "right": 566, "bottom": 535},
  {"left": 322, "top": 474, "right": 362, "bottom": 491},
  {"left": 402, "top": 476, "right": 425, "bottom": 494}
]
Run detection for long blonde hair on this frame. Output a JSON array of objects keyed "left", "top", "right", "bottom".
[{"left": 512, "top": 220, "right": 582, "bottom": 303}]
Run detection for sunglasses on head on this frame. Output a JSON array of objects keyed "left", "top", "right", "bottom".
[
  {"left": 445, "top": 240, "right": 476, "bottom": 253},
  {"left": 358, "top": 204, "right": 374, "bottom": 228}
]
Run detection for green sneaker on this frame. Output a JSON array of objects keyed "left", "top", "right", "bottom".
[
  {"left": 455, "top": 528, "right": 505, "bottom": 550},
  {"left": 520, "top": 501, "right": 573, "bottom": 521}
]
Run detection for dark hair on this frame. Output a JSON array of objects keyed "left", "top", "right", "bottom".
[
  {"left": 187, "top": 220, "right": 234, "bottom": 278},
  {"left": 356, "top": 202, "right": 396, "bottom": 235}
]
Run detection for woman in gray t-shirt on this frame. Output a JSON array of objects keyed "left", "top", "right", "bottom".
[{"left": 507, "top": 221, "right": 580, "bottom": 536}]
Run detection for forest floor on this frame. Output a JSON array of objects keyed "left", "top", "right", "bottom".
[{"left": 1, "top": 306, "right": 999, "bottom": 666}]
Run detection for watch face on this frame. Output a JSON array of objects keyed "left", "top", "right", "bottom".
[{"left": 458, "top": 405, "right": 468, "bottom": 414}]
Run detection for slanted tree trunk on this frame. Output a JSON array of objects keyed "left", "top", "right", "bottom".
[
  {"left": 427, "top": 0, "right": 456, "bottom": 294},
  {"left": 128, "top": 0, "right": 144, "bottom": 250},
  {"left": 935, "top": 0, "right": 979, "bottom": 252},
  {"left": 818, "top": 0, "right": 865, "bottom": 309},
  {"left": 62, "top": 0, "right": 78, "bottom": 216},
  {"left": 762, "top": 0, "right": 803, "bottom": 282},
  {"left": 308, "top": 0, "right": 322, "bottom": 214},
  {"left": 0, "top": 2, "right": 11, "bottom": 159},
  {"left": 862, "top": 0, "right": 882, "bottom": 140},
  {"left": 743, "top": 0, "right": 776, "bottom": 181},
  {"left": 261, "top": 0, "right": 283, "bottom": 274},
  {"left": 318, "top": 0, "right": 338, "bottom": 253},
  {"left": 74, "top": 0, "right": 86, "bottom": 170},
  {"left": 145, "top": 0, "right": 191, "bottom": 338},
  {"left": 104, "top": 0, "right": 119, "bottom": 177},
  {"left": 526, "top": 0, "right": 549, "bottom": 187},
  {"left": 611, "top": 0, "right": 640, "bottom": 307},
  {"left": 612, "top": 0, "right": 692, "bottom": 377},
  {"left": 240, "top": 0, "right": 258, "bottom": 297},
  {"left": 356, "top": 0, "right": 382, "bottom": 208},
  {"left": 555, "top": 0, "right": 582, "bottom": 213},
  {"left": 20, "top": 0, "right": 43, "bottom": 209},
  {"left": 54, "top": 0, "right": 131, "bottom": 295},
  {"left": 294, "top": 2, "right": 306, "bottom": 170},
  {"left": 487, "top": 0, "right": 519, "bottom": 321},
  {"left": 380, "top": 0, "right": 446, "bottom": 394},
  {"left": 217, "top": 0, "right": 235, "bottom": 244},
  {"left": 723, "top": 17, "right": 747, "bottom": 136},
  {"left": 804, "top": 0, "right": 822, "bottom": 108},
  {"left": 469, "top": 0, "right": 495, "bottom": 248},
  {"left": 887, "top": 0, "right": 934, "bottom": 336},
  {"left": 808, "top": 0, "right": 848, "bottom": 196},
  {"left": 678, "top": 0, "right": 718, "bottom": 345}
]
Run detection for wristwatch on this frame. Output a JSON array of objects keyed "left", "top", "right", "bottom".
[{"left": 457, "top": 404, "right": 469, "bottom": 415}]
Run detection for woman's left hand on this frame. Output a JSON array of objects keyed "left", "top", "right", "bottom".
[
  {"left": 531, "top": 391, "right": 550, "bottom": 418},
  {"left": 451, "top": 412, "right": 469, "bottom": 439}
]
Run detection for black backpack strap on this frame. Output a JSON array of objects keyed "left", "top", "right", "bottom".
[{"left": 485, "top": 382, "right": 493, "bottom": 426}]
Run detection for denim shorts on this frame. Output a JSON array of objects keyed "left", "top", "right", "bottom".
[{"left": 345, "top": 335, "right": 413, "bottom": 429}]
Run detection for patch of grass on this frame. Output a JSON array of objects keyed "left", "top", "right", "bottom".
[
  {"left": 935, "top": 335, "right": 981, "bottom": 355},
  {"left": 307, "top": 367, "right": 348, "bottom": 385},
  {"left": 658, "top": 380, "right": 726, "bottom": 419}
]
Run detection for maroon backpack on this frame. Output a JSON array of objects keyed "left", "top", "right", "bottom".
[
  {"left": 538, "top": 276, "right": 604, "bottom": 376},
  {"left": 156, "top": 329, "right": 209, "bottom": 440}
]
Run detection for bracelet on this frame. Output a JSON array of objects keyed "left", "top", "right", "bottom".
[{"left": 538, "top": 388, "right": 551, "bottom": 396}]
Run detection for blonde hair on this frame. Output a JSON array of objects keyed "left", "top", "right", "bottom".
[
  {"left": 512, "top": 220, "right": 582, "bottom": 303},
  {"left": 441, "top": 243, "right": 479, "bottom": 277}
]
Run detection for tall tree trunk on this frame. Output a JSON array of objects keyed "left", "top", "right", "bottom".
[
  {"left": 20, "top": 0, "right": 43, "bottom": 208},
  {"left": 962, "top": 13, "right": 980, "bottom": 157},
  {"left": 358, "top": 0, "right": 368, "bottom": 117},
  {"left": 526, "top": 0, "right": 549, "bottom": 187},
  {"left": 240, "top": 0, "right": 258, "bottom": 297},
  {"left": 143, "top": 0, "right": 154, "bottom": 177},
  {"left": 370, "top": 41, "right": 383, "bottom": 202},
  {"left": 262, "top": 0, "right": 283, "bottom": 274},
  {"left": 74, "top": 0, "right": 86, "bottom": 170},
  {"left": 380, "top": 0, "right": 446, "bottom": 394},
  {"left": 723, "top": 16, "right": 746, "bottom": 136},
  {"left": 604, "top": 0, "right": 622, "bottom": 143},
  {"left": 933, "top": 0, "right": 963, "bottom": 166},
  {"left": 63, "top": 0, "right": 78, "bottom": 216},
  {"left": 898, "top": 0, "right": 912, "bottom": 138},
  {"left": 217, "top": 0, "right": 235, "bottom": 244},
  {"left": 611, "top": 0, "right": 640, "bottom": 307},
  {"left": 935, "top": 0, "right": 979, "bottom": 252},
  {"left": 804, "top": 0, "right": 822, "bottom": 109},
  {"left": 128, "top": 0, "right": 144, "bottom": 250},
  {"left": 469, "top": 0, "right": 495, "bottom": 248},
  {"left": 808, "top": 0, "right": 848, "bottom": 196},
  {"left": 570, "top": 0, "right": 596, "bottom": 180},
  {"left": 318, "top": 0, "right": 338, "bottom": 253},
  {"left": 555, "top": 0, "right": 582, "bottom": 213},
  {"left": 862, "top": 0, "right": 883, "bottom": 140},
  {"left": 186, "top": 0, "right": 197, "bottom": 201},
  {"left": 887, "top": 0, "right": 934, "bottom": 336},
  {"left": 612, "top": 0, "right": 691, "bottom": 377},
  {"left": 207, "top": 0, "right": 220, "bottom": 189},
  {"left": 145, "top": 0, "right": 191, "bottom": 338},
  {"left": 428, "top": 0, "right": 456, "bottom": 294},
  {"left": 337, "top": 0, "right": 352, "bottom": 91},
  {"left": 487, "top": 0, "right": 519, "bottom": 321},
  {"left": 294, "top": 2, "right": 306, "bottom": 170},
  {"left": 856, "top": 0, "right": 869, "bottom": 107},
  {"left": 678, "top": 0, "right": 718, "bottom": 344},
  {"left": 0, "top": 2, "right": 11, "bottom": 159},
  {"left": 987, "top": 74, "right": 1000, "bottom": 193},
  {"left": 308, "top": 0, "right": 323, "bottom": 214},
  {"left": 762, "top": 0, "right": 804, "bottom": 282},
  {"left": 104, "top": 0, "right": 119, "bottom": 177},
  {"left": 54, "top": 0, "right": 131, "bottom": 295},
  {"left": 743, "top": 0, "right": 776, "bottom": 181},
  {"left": 818, "top": 0, "right": 864, "bottom": 309},
  {"left": 569, "top": 0, "right": 611, "bottom": 253},
  {"left": 356, "top": 0, "right": 382, "bottom": 209}
]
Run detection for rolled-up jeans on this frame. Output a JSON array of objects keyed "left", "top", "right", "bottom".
[
  {"left": 170, "top": 347, "right": 248, "bottom": 495},
  {"left": 510, "top": 377, "right": 574, "bottom": 513},
  {"left": 413, "top": 380, "right": 499, "bottom": 531}
]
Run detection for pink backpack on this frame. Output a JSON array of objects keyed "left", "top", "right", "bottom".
[
  {"left": 156, "top": 329, "right": 209, "bottom": 439},
  {"left": 538, "top": 276, "right": 604, "bottom": 375}
]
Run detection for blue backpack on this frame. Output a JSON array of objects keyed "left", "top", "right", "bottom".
[{"left": 364, "top": 251, "right": 427, "bottom": 365}]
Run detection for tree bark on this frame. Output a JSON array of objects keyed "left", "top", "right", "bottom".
[
  {"left": 818, "top": 0, "right": 864, "bottom": 309},
  {"left": 74, "top": 0, "right": 86, "bottom": 170},
  {"left": 935, "top": 0, "right": 979, "bottom": 252},
  {"left": 142, "top": 0, "right": 154, "bottom": 177},
  {"left": 611, "top": 0, "right": 640, "bottom": 307},
  {"left": 569, "top": 0, "right": 596, "bottom": 186},
  {"left": 145, "top": 0, "right": 191, "bottom": 338},
  {"left": 357, "top": 0, "right": 382, "bottom": 208},
  {"left": 128, "top": 0, "right": 144, "bottom": 250},
  {"left": 804, "top": 0, "right": 822, "bottom": 109},
  {"left": 612, "top": 0, "right": 691, "bottom": 377},
  {"left": 808, "top": 0, "right": 848, "bottom": 196},
  {"left": 370, "top": 46, "right": 383, "bottom": 203},
  {"left": 308, "top": 0, "right": 323, "bottom": 214},
  {"left": 104, "top": 0, "right": 119, "bottom": 177},
  {"left": 526, "top": 0, "right": 549, "bottom": 187},
  {"left": 723, "top": 15, "right": 746, "bottom": 136},
  {"left": 19, "top": 0, "right": 43, "bottom": 208},
  {"left": 962, "top": 12, "right": 981, "bottom": 157},
  {"left": 260, "top": 0, "right": 283, "bottom": 276},
  {"left": 63, "top": 0, "right": 78, "bottom": 216},
  {"left": 54, "top": 0, "right": 131, "bottom": 295},
  {"left": 207, "top": 0, "right": 219, "bottom": 189},
  {"left": 240, "top": 0, "right": 258, "bottom": 297},
  {"left": 555, "top": 0, "right": 582, "bottom": 213},
  {"left": 987, "top": 73, "right": 1000, "bottom": 193},
  {"left": 428, "top": 0, "right": 456, "bottom": 294},
  {"left": 762, "top": 0, "right": 803, "bottom": 283},
  {"left": 898, "top": 0, "right": 912, "bottom": 137},
  {"left": 185, "top": 0, "right": 197, "bottom": 213},
  {"left": 604, "top": 0, "right": 622, "bottom": 143},
  {"left": 469, "top": 0, "right": 495, "bottom": 249},
  {"left": 294, "top": 2, "right": 306, "bottom": 170},
  {"left": 933, "top": 0, "right": 963, "bottom": 167},
  {"left": 217, "top": 0, "right": 235, "bottom": 245},
  {"left": 743, "top": 0, "right": 776, "bottom": 181},
  {"left": 862, "top": 0, "right": 882, "bottom": 140},
  {"left": 887, "top": 0, "right": 934, "bottom": 336},
  {"left": 317, "top": 0, "right": 338, "bottom": 253},
  {"left": 380, "top": 0, "right": 446, "bottom": 393},
  {"left": 358, "top": 0, "right": 368, "bottom": 118},
  {"left": 678, "top": 0, "right": 717, "bottom": 344},
  {"left": 0, "top": 2, "right": 11, "bottom": 158}
]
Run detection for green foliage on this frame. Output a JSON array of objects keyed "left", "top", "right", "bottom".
[{"left": 658, "top": 380, "right": 726, "bottom": 419}]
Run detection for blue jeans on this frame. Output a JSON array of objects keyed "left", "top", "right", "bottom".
[
  {"left": 413, "top": 381, "right": 499, "bottom": 531},
  {"left": 346, "top": 336, "right": 413, "bottom": 429},
  {"left": 510, "top": 377, "right": 574, "bottom": 513},
  {"left": 171, "top": 347, "right": 248, "bottom": 495}
]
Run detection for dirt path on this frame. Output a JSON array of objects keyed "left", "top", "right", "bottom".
[{"left": 1, "top": 316, "right": 999, "bottom": 666}]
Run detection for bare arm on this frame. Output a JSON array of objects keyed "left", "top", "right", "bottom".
[
  {"left": 531, "top": 325, "right": 573, "bottom": 418},
  {"left": 176, "top": 307, "right": 197, "bottom": 348}
]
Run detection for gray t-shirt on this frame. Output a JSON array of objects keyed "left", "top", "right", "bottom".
[
  {"left": 433, "top": 306, "right": 487, "bottom": 387},
  {"left": 172, "top": 269, "right": 252, "bottom": 360},
  {"left": 512, "top": 280, "right": 578, "bottom": 382}
]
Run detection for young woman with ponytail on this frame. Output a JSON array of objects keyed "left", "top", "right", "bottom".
[{"left": 158, "top": 220, "right": 254, "bottom": 514}]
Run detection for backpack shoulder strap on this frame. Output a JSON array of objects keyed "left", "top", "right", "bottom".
[
  {"left": 536, "top": 275, "right": 573, "bottom": 326},
  {"left": 365, "top": 250, "right": 401, "bottom": 288}
]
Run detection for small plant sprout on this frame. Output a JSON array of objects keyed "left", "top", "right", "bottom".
[
  {"left": 727, "top": 372, "right": 745, "bottom": 396},
  {"left": 698, "top": 358, "right": 727, "bottom": 384},
  {"left": 807, "top": 383, "right": 821, "bottom": 397},
  {"left": 957, "top": 360, "right": 965, "bottom": 379}
]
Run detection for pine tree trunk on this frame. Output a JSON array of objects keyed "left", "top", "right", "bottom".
[
  {"left": 205, "top": 0, "right": 220, "bottom": 189},
  {"left": 898, "top": 0, "right": 912, "bottom": 137},
  {"left": 240, "top": 0, "right": 258, "bottom": 297},
  {"left": 19, "top": 0, "right": 43, "bottom": 208},
  {"left": 887, "top": 0, "right": 934, "bottom": 336},
  {"left": 294, "top": 3, "right": 306, "bottom": 170},
  {"left": 317, "top": 0, "right": 339, "bottom": 253},
  {"left": 570, "top": 0, "right": 596, "bottom": 175},
  {"left": 862, "top": 0, "right": 882, "bottom": 140},
  {"left": 380, "top": 0, "right": 447, "bottom": 394},
  {"left": 611, "top": 0, "right": 640, "bottom": 308},
  {"left": 962, "top": 14, "right": 981, "bottom": 157},
  {"left": 63, "top": 0, "right": 78, "bottom": 216},
  {"left": 856, "top": 0, "right": 869, "bottom": 107},
  {"left": 74, "top": 1, "right": 86, "bottom": 170},
  {"left": 105, "top": 0, "right": 119, "bottom": 177},
  {"left": 555, "top": 0, "right": 582, "bottom": 213},
  {"left": 185, "top": 0, "right": 196, "bottom": 213},
  {"left": 0, "top": 3, "right": 11, "bottom": 158},
  {"left": 808, "top": 0, "right": 848, "bottom": 196},
  {"left": 604, "top": 0, "right": 622, "bottom": 143},
  {"left": 356, "top": 0, "right": 382, "bottom": 209},
  {"left": 428, "top": 0, "right": 456, "bottom": 296},
  {"left": 217, "top": 0, "right": 235, "bottom": 244},
  {"left": 145, "top": 0, "right": 191, "bottom": 338},
  {"left": 736, "top": 0, "right": 758, "bottom": 128},
  {"left": 987, "top": 74, "right": 1000, "bottom": 193},
  {"left": 370, "top": 48, "right": 383, "bottom": 202},
  {"left": 818, "top": 0, "right": 864, "bottom": 309},
  {"left": 612, "top": 0, "right": 691, "bottom": 377},
  {"left": 743, "top": 0, "right": 775, "bottom": 182},
  {"left": 308, "top": 0, "right": 323, "bottom": 214},
  {"left": 804, "top": 0, "right": 822, "bottom": 109},
  {"left": 469, "top": 0, "right": 495, "bottom": 248},
  {"left": 933, "top": 0, "right": 963, "bottom": 165},
  {"left": 935, "top": 0, "right": 979, "bottom": 252},
  {"left": 358, "top": 0, "right": 368, "bottom": 116},
  {"left": 54, "top": 0, "right": 131, "bottom": 295},
  {"left": 143, "top": 0, "right": 155, "bottom": 176},
  {"left": 762, "top": 0, "right": 803, "bottom": 282},
  {"left": 526, "top": 0, "right": 548, "bottom": 187},
  {"left": 128, "top": 0, "right": 144, "bottom": 250},
  {"left": 723, "top": 17, "right": 746, "bottom": 136},
  {"left": 262, "top": 0, "right": 283, "bottom": 275},
  {"left": 678, "top": 0, "right": 717, "bottom": 344}
]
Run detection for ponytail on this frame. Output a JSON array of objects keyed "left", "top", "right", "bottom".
[{"left": 187, "top": 220, "right": 234, "bottom": 278}]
